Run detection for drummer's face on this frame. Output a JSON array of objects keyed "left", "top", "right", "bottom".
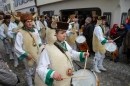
[{"left": 56, "top": 30, "right": 66, "bottom": 42}]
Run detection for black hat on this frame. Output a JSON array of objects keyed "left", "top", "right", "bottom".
[
  {"left": 4, "top": 15, "right": 11, "bottom": 19},
  {"left": 56, "top": 22, "right": 69, "bottom": 30}
]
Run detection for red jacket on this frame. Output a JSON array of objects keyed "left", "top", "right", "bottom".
[{"left": 110, "top": 24, "right": 118, "bottom": 37}]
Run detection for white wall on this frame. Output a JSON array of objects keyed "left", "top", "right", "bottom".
[
  {"left": 3, "top": 0, "right": 14, "bottom": 12},
  {"left": 120, "top": 0, "right": 130, "bottom": 13},
  {"left": 0, "top": 0, "right": 4, "bottom": 11},
  {"left": 39, "top": 0, "right": 120, "bottom": 27}
]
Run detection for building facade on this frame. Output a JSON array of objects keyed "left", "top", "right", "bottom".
[
  {"left": 2, "top": 0, "right": 14, "bottom": 13},
  {"left": 36, "top": 0, "right": 130, "bottom": 27},
  {"left": 0, "top": 0, "right": 4, "bottom": 12},
  {"left": 14, "top": 0, "right": 37, "bottom": 13}
]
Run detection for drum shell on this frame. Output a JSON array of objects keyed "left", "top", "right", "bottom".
[{"left": 77, "top": 41, "right": 89, "bottom": 52}]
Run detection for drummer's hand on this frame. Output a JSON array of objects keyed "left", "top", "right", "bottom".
[
  {"left": 27, "top": 54, "right": 32, "bottom": 60},
  {"left": 108, "top": 40, "right": 114, "bottom": 43},
  {"left": 84, "top": 52, "right": 89, "bottom": 58},
  {"left": 53, "top": 72, "right": 63, "bottom": 81}
]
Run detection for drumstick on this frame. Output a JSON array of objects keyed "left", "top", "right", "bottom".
[
  {"left": 83, "top": 50, "right": 88, "bottom": 74},
  {"left": 113, "top": 36, "right": 121, "bottom": 41},
  {"left": 31, "top": 57, "right": 37, "bottom": 62},
  {"left": 63, "top": 75, "right": 89, "bottom": 79}
]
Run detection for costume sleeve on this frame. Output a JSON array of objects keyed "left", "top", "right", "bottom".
[
  {"left": 65, "top": 41, "right": 86, "bottom": 62},
  {"left": 14, "top": 32, "right": 28, "bottom": 60},
  {"left": 36, "top": 49, "right": 55, "bottom": 85},
  {"left": 66, "top": 25, "right": 72, "bottom": 36},
  {"left": 8, "top": 23, "right": 16, "bottom": 38},
  {"left": 36, "top": 21, "right": 42, "bottom": 32},
  {"left": 44, "top": 21, "right": 48, "bottom": 28},
  {"left": 0, "top": 24, "right": 6, "bottom": 41},
  {"left": 34, "top": 29, "right": 42, "bottom": 47},
  {"left": 94, "top": 26, "right": 107, "bottom": 45}
]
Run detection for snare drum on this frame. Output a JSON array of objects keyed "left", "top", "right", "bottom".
[
  {"left": 105, "top": 42, "right": 117, "bottom": 52},
  {"left": 76, "top": 36, "right": 89, "bottom": 52},
  {"left": 72, "top": 69, "right": 100, "bottom": 86}
]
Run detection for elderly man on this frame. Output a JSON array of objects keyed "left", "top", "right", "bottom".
[{"left": 83, "top": 17, "right": 94, "bottom": 53}]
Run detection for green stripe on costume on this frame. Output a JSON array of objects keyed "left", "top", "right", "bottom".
[
  {"left": 18, "top": 52, "right": 28, "bottom": 60},
  {"left": 101, "top": 39, "right": 107, "bottom": 45},
  {"left": 45, "top": 70, "right": 54, "bottom": 86},
  {"left": 79, "top": 52, "right": 85, "bottom": 62},
  {"left": 38, "top": 28, "right": 42, "bottom": 32},
  {"left": 2, "top": 37, "right": 6, "bottom": 41}
]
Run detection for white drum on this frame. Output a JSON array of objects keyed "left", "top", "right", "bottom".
[
  {"left": 72, "top": 69, "right": 100, "bottom": 86},
  {"left": 105, "top": 43, "right": 117, "bottom": 52},
  {"left": 76, "top": 36, "right": 86, "bottom": 43}
]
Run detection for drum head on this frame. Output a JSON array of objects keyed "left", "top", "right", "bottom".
[
  {"left": 76, "top": 36, "right": 86, "bottom": 43},
  {"left": 105, "top": 43, "right": 117, "bottom": 52},
  {"left": 72, "top": 69, "right": 96, "bottom": 86}
]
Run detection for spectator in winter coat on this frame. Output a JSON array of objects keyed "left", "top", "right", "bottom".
[
  {"left": 83, "top": 17, "right": 94, "bottom": 54},
  {"left": 125, "top": 29, "right": 130, "bottom": 65},
  {"left": 112, "top": 24, "right": 127, "bottom": 62},
  {"left": 110, "top": 24, "right": 119, "bottom": 37},
  {"left": 126, "top": 18, "right": 130, "bottom": 31}
]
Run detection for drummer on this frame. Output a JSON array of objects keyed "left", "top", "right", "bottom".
[
  {"left": 36, "top": 22, "right": 89, "bottom": 86},
  {"left": 93, "top": 16, "right": 113, "bottom": 73}
]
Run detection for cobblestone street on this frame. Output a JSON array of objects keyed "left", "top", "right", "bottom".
[{"left": 0, "top": 40, "right": 130, "bottom": 86}]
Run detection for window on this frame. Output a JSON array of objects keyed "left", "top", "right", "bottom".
[
  {"left": 103, "top": 12, "right": 111, "bottom": 27},
  {"left": 43, "top": 11, "right": 54, "bottom": 17},
  {"left": 7, "top": 4, "right": 11, "bottom": 10},
  {"left": 121, "top": 13, "right": 127, "bottom": 24},
  {"left": 19, "top": 0, "right": 23, "bottom": 5},
  {"left": 14, "top": 0, "right": 18, "bottom": 7}
]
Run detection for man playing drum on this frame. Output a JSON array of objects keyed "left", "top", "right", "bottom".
[
  {"left": 35, "top": 22, "right": 89, "bottom": 86},
  {"left": 93, "top": 16, "right": 113, "bottom": 73}
]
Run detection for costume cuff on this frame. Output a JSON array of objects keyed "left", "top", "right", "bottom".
[
  {"left": 79, "top": 52, "right": 85, "bottom": 62},
  {"left": 50, "top": 71, "right": 55, "bottom": 78},
  {"left": 2, "top": 37, "right": 6, "bottom": 41},
  {"left": 38, "top": 28, "right": 42, "bottom": 32},
  {"left": 101, "top": 39, "right": 107, "bottom": 45},
  {"left": 18, "top": 52, "right": 28, "bottom": 60},
  {"left": 104, "top": 36, "right": 108, "bottom": 39},
  {"left": 45, "top": 70, "right": 54, "bottom": 86}
]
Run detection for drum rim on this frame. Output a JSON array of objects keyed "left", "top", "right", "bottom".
[
  {"left": 76, "top": 36, "right": 86, "bottom": 43},
  {"left": 105, "top": 42, "right": 117, "bottom": 52},
  {"left": 71, "top": 68, "right": 98, "bottom": 85}
]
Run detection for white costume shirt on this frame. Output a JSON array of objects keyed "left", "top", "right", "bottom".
[
  {"left": 94, "top": 26, "right": 108, "bottom": 43},
  {"left": 0, "top": 24, "right": 8, "bottom": 40},
  {"left": 8, "top": 22, "right": 18, "bottom": 38},
  {"left": 37, "top": 41, "right": 85, "bottom": 83},
  {"left": 14, "top": 28, "right": 42, "bottom": 59}
]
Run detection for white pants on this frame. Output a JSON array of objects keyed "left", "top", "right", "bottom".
[
  {"left": 94, "top": 52, "right": 105, "bottom": 61},
  {"left": 23, "top": 59, "right": 37, "bottom": 86},
  {"left": 93, "top": 52, "right": 105, "bottom": 68}
]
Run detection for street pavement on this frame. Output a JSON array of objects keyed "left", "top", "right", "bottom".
[{"left": 0, "top": 40, "right": 130, "bottom": 86}]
